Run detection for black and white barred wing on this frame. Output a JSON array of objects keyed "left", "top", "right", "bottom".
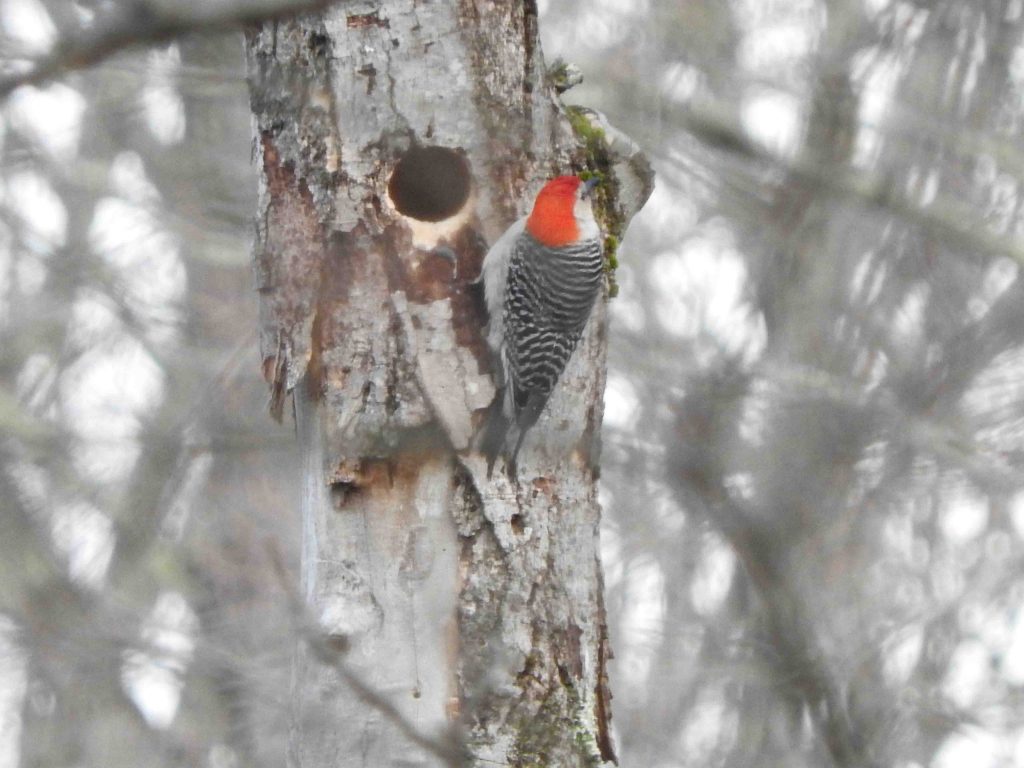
[{"left": 502, "top": 235, "right": 604, "bottom": 429}]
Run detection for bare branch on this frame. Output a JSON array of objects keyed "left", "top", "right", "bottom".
[
  {"left": 0, "top": 0, "right": 337, "bottom": 100},
  {"left": 667, "top": 100, "right": 1024, "bottom": 267}
]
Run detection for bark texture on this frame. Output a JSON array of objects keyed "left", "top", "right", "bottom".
[{"left": 246, "top": 2, "right": 652, "bottom": 765}]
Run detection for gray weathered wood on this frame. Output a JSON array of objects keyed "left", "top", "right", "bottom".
[{"left": 246, "top": 2, "right": 652, "bottom": 765}]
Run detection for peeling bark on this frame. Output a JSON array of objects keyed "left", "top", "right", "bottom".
[{"left": 246, "top": 2, "right": 652, "bottom": 765}]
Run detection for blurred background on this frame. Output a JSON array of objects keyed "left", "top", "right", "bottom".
[{"left": 3, "top": 0, "right": 1024, "bottom": 766}]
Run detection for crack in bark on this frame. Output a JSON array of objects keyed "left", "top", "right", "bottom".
[
  {"left": 593, "top": 556, "right": 616, "bottom": 764},
  {"left": 385, "top": 307, "right": 403, "bottom": 416},
  {"left": 257, "top": 131, "right": 327, "bottom": 418},
  {"left": 521, "top": 0, "right": 538, "bottom": 101},
  {"left": 347, "top": 10, "right": 390, "bottom": 29}
]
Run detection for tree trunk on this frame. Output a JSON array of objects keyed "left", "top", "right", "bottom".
[{"left": 246, "top": 2, "right": 651, "bottom": 766}]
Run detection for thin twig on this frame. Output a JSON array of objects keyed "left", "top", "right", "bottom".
[
  {"left": 264, "top": 542, "right": 470, "bottom": 768},
  {"left": 0, "top": 0, "right": 337, "bottom": 100}
]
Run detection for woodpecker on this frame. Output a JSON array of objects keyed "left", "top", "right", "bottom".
[{"left": 478, "top": 175, "right": 604, "bottom": 475}]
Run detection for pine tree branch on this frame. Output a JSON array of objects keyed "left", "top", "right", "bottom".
[{"left": 669, "top": 374, "right": 883, "bottom": 768}]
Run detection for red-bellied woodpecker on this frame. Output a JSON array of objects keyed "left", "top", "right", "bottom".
[{"left": 478, "top": 175, "right": 603, "bottom": 475}]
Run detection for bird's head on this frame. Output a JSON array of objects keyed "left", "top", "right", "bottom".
[{"left": 525, "top": 175, "right": 600, "bottom": 247}]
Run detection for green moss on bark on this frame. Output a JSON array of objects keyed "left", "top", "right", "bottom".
[
  {"left": 566, "top": 106, "right": 625, "bottom": 298},
  {"left": 507, "top": 666, "right": 605, "bottom": 768}
]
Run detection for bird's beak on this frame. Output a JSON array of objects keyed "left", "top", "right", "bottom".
[{"left": 581, "top": 177, "right": 599, "bottom": 199}]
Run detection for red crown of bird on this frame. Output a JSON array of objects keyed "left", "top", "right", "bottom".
[{"left": 526, "top": 176, "right": 584, "bottom": 248}]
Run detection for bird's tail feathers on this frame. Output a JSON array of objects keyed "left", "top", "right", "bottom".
[
  {"left": 507, "top": 392, "right": 544, "bottom": 473},
  {"left": 477, "top": 390, "right": 513, "bottom": 478},
  {"left": 476, "top": 388, "right": 546, "bottom": 478}
]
